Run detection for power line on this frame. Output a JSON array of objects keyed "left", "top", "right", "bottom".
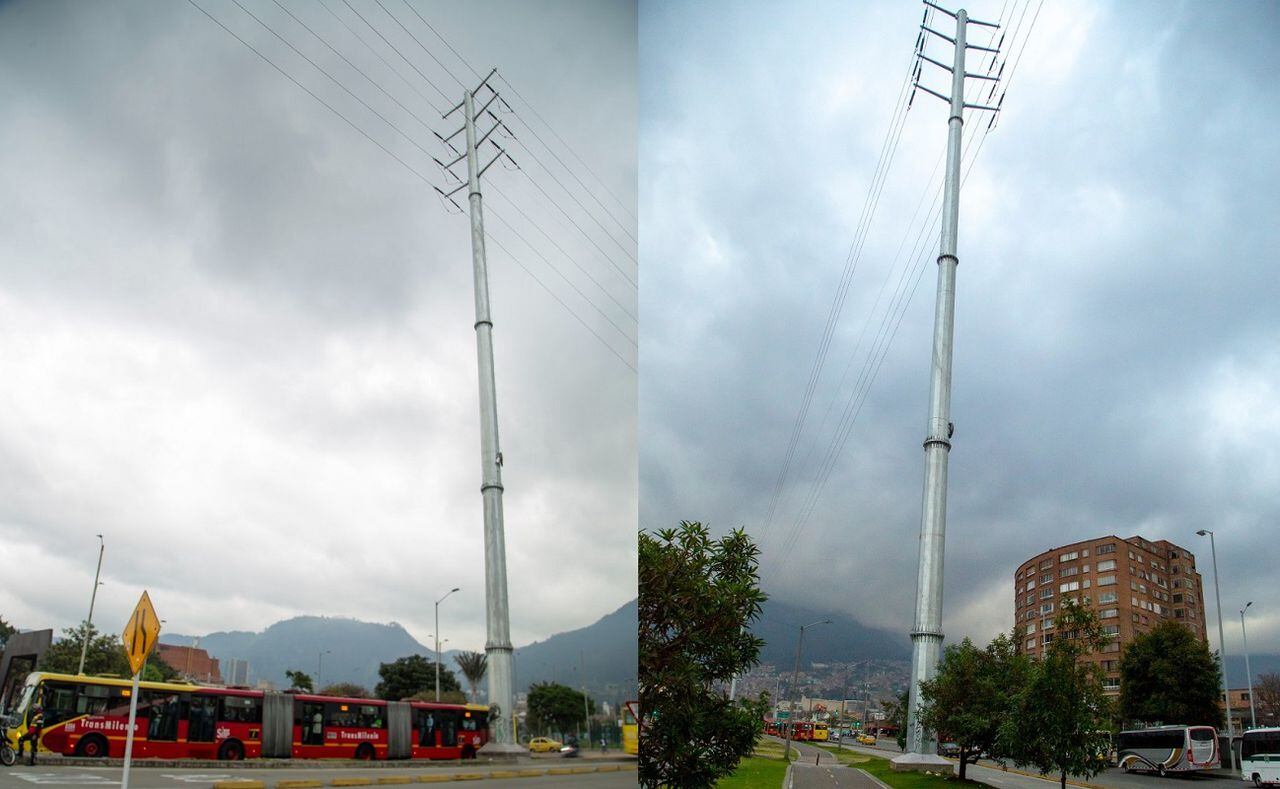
[{"left": 188, "top": 0, "right": 636, "bottom": 373}]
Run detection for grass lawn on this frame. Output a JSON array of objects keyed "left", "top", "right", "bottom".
[
  {"left": 814, "top": 743, "right": 985, "bottom": 789},
  {"left": 716, "top": 739, "right": 792, "bottom": 787}
]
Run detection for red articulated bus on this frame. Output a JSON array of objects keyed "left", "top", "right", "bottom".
[{"left": 8, "top": 672, "right": 488, "bottom": 761}]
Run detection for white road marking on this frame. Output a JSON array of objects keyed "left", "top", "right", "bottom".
[
  {"left": 159, "top": 776, "right": 233, "bottom": 784},
  {"left": 10, "top": 774, "right": 119, "bottom": 785}
]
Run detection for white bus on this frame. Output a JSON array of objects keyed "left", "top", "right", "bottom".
[
  {"left": 1242, "top": 728, "right": 1280, "bottom": 787},
  {"left": 1117, "top": 725, "right": 1220, "bottom": 775}
]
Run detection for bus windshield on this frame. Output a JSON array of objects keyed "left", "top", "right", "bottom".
[{"left": 10, "top": 679, "right": 35, "bottom": 720}]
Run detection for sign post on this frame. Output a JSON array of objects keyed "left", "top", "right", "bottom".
[{"left": 120, "top": 591, "right": 160, "bottom": 789}]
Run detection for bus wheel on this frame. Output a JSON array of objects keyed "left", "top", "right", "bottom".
[
  {"left": 1157, "top": 765, "right": 1166, "bottom": 777},
  {"left": 75, "top": 735, "right": 108, "bottom": 758},
  {"left": 355, "top": 743, "right": 375, "bottom": 761},
  {"left": 1253, "top": 775, "right": 1262, "bottom": 788},
  {"left": 219, "top": 740, "right": 245, "bottom": 761}
]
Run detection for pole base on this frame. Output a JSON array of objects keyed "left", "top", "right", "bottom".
[
  {"left": 890, "top": 752, "right": 955, "bottom": 774},
  {"left": 479, "top": 742, "right": 525, "bottom": 759}
]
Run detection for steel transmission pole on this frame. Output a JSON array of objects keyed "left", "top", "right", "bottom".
[
  {"left": 1198, "top": 529, "right": 1234, "bottom": 770},
  {"left": 1241, "top": 602, "right": 1256, "bottom": 730},
  {"left": 897, "top": 2, "right": 1001, "bottom": 769},
  {"left": 434, "top": 70, "right": 519, "bottom": 750}
]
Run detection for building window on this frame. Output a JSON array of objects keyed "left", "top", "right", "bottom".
[
  {"left": 1101, "top": 625, "right": 1120, "bottom": 635},
  {"left": 1042, "top": 617, "right": 1055, "bottom": 629},
  {"left": 1040, "top": 559, "right": 1054, "bottom": 570},
  {"left": 1102, "top": 677, "right": 1120, "bottom": 690},
  {"left": 1082, "top": 579, "right": 1091, "bottom": 589},
  {"left": 1041, "top": 602, "right": 1055, "bottom": 614},
  {"left": 1060, "top": 581, "right": 1080, "bottom": 593},
  {"left": 1099, "top": 592, "right": 1118, "bottom": 604},
  {"left": 1041, "top": 588, "right": 1054, "bottom": 600},
  {"left": 1100, "top": 608, "right": 1118, "bottom": 619},
  {"left": 1096, "top": 544, "right": 1116, "bottom": 555},
  {"left": 1098, "top": 575, "right": 1116, "bottom": 586},
  {"left": 1042, "top": 633, "right": 1054, "bottom": 645},
  {"left": 1060, "top": 566, "right": 1078, "bottom": 578},
  {"left": 1097, "top": 559, "right": 1116, "bottom": 572},
  {"left": 1175, "top": 609, "right": 1185, "bottom": 619},
  {"left": 1059, "top": 551, "right": 1078, "bottom": 562},
  {"left": 1082, "top": 564, "right": 1090, "bottom": 573},
  {"left": 1082, "top": 549, "right": 1090, "bottom": 558},
  {"left": 1026, "top": 638, "right": 1036, "bottom": 651},
  {"left": 1039, "top": 573, "right": 1053, "bottom": 584},
  {"left": 1025, "top": 594, "right": 1034, "bottom": 606},
  {"left": 1026, "top": 622, "right": 1036, "bottom": 634}
]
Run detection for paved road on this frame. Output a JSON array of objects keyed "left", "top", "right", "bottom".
[
  {"left": 0, "top": 764, "right": 636, "bottom": 789},
  {"left": 777, "top": 740, "right": 888, "bottom": 789},
  {"left": 828, "top": 739, "right": 1238, "bottom": 789}
]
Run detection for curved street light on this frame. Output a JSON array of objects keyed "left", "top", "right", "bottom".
[
  {"left": 782, "top": 619, "right": 831, "bottom": 763},
  {"left": 1241, "top": 601, "right": 1256, "bottom": 730},
  {"left": 435, "top": 587, "right": 460, "bottom": 701}
]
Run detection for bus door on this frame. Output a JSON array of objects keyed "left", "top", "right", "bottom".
[
  {"left": 438, "top": 710, "right": 458, "bottom": 748},
  {"left": 301, "top": 702, "right": 326, "bottom": 747},
  {"left": 187, "top": 694, "right": 218, "bottom": 758},
  {"left": 416, "top": 708, "right": 439, "bottom": 748}
]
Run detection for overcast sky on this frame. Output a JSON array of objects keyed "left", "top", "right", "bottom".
[
  {"left": 0, "top": 0, "right": 636, "bottom": 653},
  {"left": 640, "top": 1, "right": 1280, "bottom": 655}
]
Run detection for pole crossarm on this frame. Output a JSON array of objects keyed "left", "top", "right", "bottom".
[{"left": 435, "top": 68, "right": 519, "bottom": 189}]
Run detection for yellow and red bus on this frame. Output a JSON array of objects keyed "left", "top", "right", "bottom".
[
  {"left": 7, "top": 672, "right": 487, "bottom": 761},
  {"left": 622, "top": 701, "right": 638, "bottom": 755},
  {"left": 812, "top": 722, "right": 829, "bottom": 742}
]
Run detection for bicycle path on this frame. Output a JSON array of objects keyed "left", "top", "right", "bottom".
[{"left": 782, "top": 741, "right": 887, "bottom": 789}]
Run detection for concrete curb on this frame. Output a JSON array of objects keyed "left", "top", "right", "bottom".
[{"left": 210, "top": 764, "right": 635, "bottom": 788}]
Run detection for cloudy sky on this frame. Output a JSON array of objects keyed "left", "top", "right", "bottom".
[
  {"left": 640, "top": 1, "right": 1280, "bottom": 654},
  {"left": 0, "top": 0, "right": 636, "bottom": 653}
]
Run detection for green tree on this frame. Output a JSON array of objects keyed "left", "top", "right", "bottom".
[
  {"left": 374, "top": 654, "right": 460, "bottom": 700},
  {"left": 41, "top": 622, "right": 180, "bottom": 681},
  {"left": 408, "top": 688, "right": 468, "bottom": 704},
  {"left": 1119, "top": 620, "right": 1223, "bottom": 728},
  {"left": 527, "top": 682, "right": 595, "bottom": 740},
  {"left": 317, "top": 682, "right": 370, "bottom": 698},
  {"left": 1000, "top": 600, "right": 1113, "bottom": 789},
  {"left": 1255, "top": 673, "right": 1280, "bottom": 727},
  {"left": 0, "top": 616, "right": 16, "bottom": 649},
  {"left": 638, "top": 521, "right": 769, "bottom": 788},
  {"left": 454, "top": 651, "right": 487, "bottom": 703},
  {"left": 285, "top": 670, "right": 315, "bottom": 692},
  {"left": 880, "top": 689, "right": 909, "bottom": 751},
  {"left": 918, "top": 630, "right": 1030, "bottom": 779}
]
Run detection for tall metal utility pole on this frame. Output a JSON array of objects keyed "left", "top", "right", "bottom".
[
  {"left": 77, "top": 534, "right": 105, "bottom": 675},
  {"left": 894, "top": 1, "right": 1002, "bottom": 771},
  {"left": 434, "top": 68, "right": 520, "bottom": 752}
]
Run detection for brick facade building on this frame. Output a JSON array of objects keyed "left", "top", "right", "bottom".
[
  {"left": 1014, "top": 535, "right": 1207, "bottom": 694},
  {"left": 155, "top": 643, "right": 222, "bottom": 684}
]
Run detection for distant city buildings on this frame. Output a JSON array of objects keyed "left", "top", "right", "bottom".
[
  {"left": 226, "top": 658, "right": 250, "bottom": 686},
  {"left": 155, "top": 643, "right": 222, "bottom": 684},
  {"left": 1014, "top": 534, "right": 1207, "bottom": 694}
]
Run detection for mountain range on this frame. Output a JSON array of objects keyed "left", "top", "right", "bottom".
[
  {"left": 161, "top": 600, "right": 637, "bottom": 705},
  {"left": 752, "top": 598, "right": 911, "bottom": 667}
]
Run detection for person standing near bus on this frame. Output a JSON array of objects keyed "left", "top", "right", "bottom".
[{"left": 17, "top": 704, "right": 43, "bottom": 765}]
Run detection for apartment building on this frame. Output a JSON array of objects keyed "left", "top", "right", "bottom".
[{"left": 1013, "top": 534, "right": 1207, "bottom": 694}]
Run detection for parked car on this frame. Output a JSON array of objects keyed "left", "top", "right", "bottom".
[
  {"left": 527, "top": 737, "right": 562, "bottom": 753},
  {"left": 939, "top": 742, "right": 962, "bottom": 758}
]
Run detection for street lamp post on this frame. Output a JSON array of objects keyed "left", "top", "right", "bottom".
[
  {"left": 1241, "top": 602, "right": 1256, "bottom": 730},
  {"left": 318, "top": 650, "right": 331, "bottom": 691},
  {"left": 782, "top": 620, "right": 830, "bottom": 764},
  {"left": 1196, "top": 529, "right": 1235, "bottom": 771},
  {"left": 77, "top": 534, "right": 105, "bottom": 675},
  {"left": 435, "top": 587, "right": 459, "bottom": 702}
]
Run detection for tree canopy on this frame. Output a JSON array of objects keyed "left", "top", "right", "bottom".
[
  {"left": 639, "top": 521, "right": 769, "bottom": 788},
  {"left": 454, "top": 652, "right": 487, "bottom": 703},
  {"left": 317, "top": 682, "right": 370, "bottom": 698},
  {"left": 526, "top": 682, "right": 594, "bottom": 740},
  {"left": 375, "top": 654, "right": 460, "bottom": 700},
  {"left": 40, "top": 622, "right": 179, "bottom": 682},
  {"left": 285, "top": 670, "right": 315, "bottom": 692},
  {"left": 1119, "top": 620, "right": 1223, "bottom": 728},
  {"left": 1000, "top": 600, "right": 1113, "bottom": 789},
  {"left": 918, "top": 631, "right": 1029, "bottom": 779}
]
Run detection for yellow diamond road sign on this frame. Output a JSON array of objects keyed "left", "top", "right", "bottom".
[{"left": 122, "top": 591, "right": 161, "bottom": 676}]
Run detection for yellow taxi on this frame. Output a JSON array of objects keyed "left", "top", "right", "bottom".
[
  {"left": 856, "top": 733, "right": 877, "bottom": 745},
  {"left": 527, "top": 737, "right": 563, "bottom": 753}
]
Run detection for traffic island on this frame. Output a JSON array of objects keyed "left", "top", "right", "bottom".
[{"left": 890, "top": 752, "right": 955, "bottom": 775}]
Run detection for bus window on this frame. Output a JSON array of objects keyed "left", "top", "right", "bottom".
[
  {"left": 188, "top": 696, "right": 218, "bottom": 742},
  {"left": 356, "top": 704, "right": 383, "bottom": 728},
  {"left": 221, "top": 695, "right": 262, "bottom": 724},
  {"left": 143, "top": 692, "right": 183, "bottom": 741},
  {"left": 461, "top": 712, "right": 478, "bottom": 732},
  {"left": 75, "top": 683, "right": 110, "bottom": 715},
  {"left": 39, "top": 681, "right": 77, "bottom": 727}
]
